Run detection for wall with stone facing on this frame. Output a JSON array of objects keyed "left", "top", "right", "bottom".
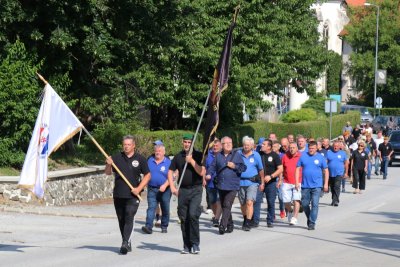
[{"left": 0, "top": 166, "right": 114, "bottom": 206}]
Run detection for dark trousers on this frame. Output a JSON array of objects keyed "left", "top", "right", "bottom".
[
  {"left": 177, "top": 185, "right": 202, "bottom": 248},
  {"left": 114, "top": 198, "right": 139, "bottom": 242},
  {"left": 218, "top": 189, "right": 237, "bottom": 229},
  {"left": 353, "top": 168, "right": 366, "bottom": 190},
  {"left": 329, "top": 176, "right": 342, "bottom": 204}
]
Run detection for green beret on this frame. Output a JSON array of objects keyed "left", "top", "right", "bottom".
[{"left": 182, "top": 133, "right": 194, "bottom": 140}]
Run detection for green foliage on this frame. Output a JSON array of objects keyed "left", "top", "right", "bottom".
[
  {"left": 218, "top": 112, "right": 360, "bottom": 147},
  {"left": 0, "top": 41, "right": 42, "bottom": 167},
  {"left": 280, "top": 108, "right": 318, "bottom": 123},
  {"left": 326, "top": 51, "right": 342, "bottom": 94},
  {"left": 368, "top": 108, "right": 400, "bottom": 116},
  {"left": 345, "top": 0, "right": 400, "bottom": 107},
  {"left": 301, "top": 97, "right": 341, "bottom": 116}
]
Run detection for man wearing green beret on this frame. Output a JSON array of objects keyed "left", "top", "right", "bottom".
[{"left": 168, "top": 134, "right": 205, "bottom": 254}]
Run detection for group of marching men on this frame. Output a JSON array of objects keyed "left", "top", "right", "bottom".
[{"left": 105, "top": 129, "right": 393, "bottom": 255}]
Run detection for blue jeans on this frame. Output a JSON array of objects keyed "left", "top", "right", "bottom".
[
  {"left": 253, "top": 180, "right": 277, "bottom": 224},
  {"left": 145, "top": 186, "right": 171, "bottom": 230},
  {"left": 367, "top": 160, "right": 372, "bottom": 179},
  {"left": 301, "top": 187, "right": 322, "bottom": 227},
  {"left": 374, "top": 156, "right": 380, "bottom": 174},
  {"left": 381, "top": 156, "right": 389, "bottom": 179}
]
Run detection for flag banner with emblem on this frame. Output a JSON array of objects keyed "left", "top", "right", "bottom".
[
  {"left": 18, "top": 84, "right": 83, "bottom": 198},
  {"left": 202, "top": 20, "right": 236, "bottom": 162}
]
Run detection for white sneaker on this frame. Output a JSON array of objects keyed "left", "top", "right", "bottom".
[
  {"left": 205, "top": 209, "right": 212, "bottom": 215},
  {"left": 155, "top": 219, "right": 161, "bottom": 227},
  {"left": 287, "top": 212, "right": 293, "bottom": 223},
  {"left": 289, "top": 217, "right": 298, "bottom": 225}
]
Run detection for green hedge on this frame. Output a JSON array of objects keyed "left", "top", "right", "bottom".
[{"left": 368, "top": 108, "right": 400, "bottom": 116}]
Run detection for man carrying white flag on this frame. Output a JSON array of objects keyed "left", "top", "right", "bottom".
[{"left": 19, "top": 84, "right": 83, "bottom": 198}]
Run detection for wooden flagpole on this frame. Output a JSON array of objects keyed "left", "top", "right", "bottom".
[{"left": 36, "top": 73, "right": 142, "bottom": 201}]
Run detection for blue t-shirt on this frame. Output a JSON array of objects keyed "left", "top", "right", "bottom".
[
  {"left": 239, "top": 150, "right": 263, "bottom": 186},
  {"left": 147, "top": 156, "right": 171, "bottom": 187},
  {"left": 297, "top": 152, "right": 327, "bottom": 188},
  {"left": 326, "top": 150, "right": 347, "bottom": 177}
]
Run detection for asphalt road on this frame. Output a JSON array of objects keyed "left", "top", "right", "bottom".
[{"left": 1, "top": 167, "right": 399, "bottom": 267}]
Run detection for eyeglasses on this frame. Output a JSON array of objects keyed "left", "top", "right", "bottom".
[{"left": 359, "top": 144, "right": 365, "bottom": 147}]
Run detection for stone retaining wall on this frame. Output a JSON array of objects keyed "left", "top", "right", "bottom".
[{"left": 0, "top": 166, "right": 114, "bottom": 206}]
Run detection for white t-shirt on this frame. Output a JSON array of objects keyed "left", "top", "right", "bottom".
[{"left": 365, "top": 127, "right": 373, "bottom": 135}]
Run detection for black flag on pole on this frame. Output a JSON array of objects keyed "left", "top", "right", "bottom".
[{"left": 202, "top": 19, "right": 236, "bottom": 163}]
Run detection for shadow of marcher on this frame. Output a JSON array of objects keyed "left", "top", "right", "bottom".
[
  {"left": 76, "top": 245, "right": 120, "bottom": 254},
  {"left": 0, "top": 244, "right": 36, "bottom": 252},
  {"left": 136, "top": 242, "right": 181, "bottom": 253}
]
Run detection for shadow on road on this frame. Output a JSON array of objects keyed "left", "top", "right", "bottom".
[
  {"left": 76, "top": 245, "right": 119, "bottom": 254},
  {"left": 136, "top": 242, "right": 181, "bottom": 253},
  {"left": 338, "top": 231, "right": 400, "bottom": 253},
  {"left": 0, "top": 244, "right": 36, "bottom": 252}
]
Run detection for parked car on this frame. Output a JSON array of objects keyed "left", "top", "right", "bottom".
[
  {"left": 371, "top": 115, "right": 400, "bottom": 134},
  {"left": 389, "top": 130, "right": 400, "bottom": 166},
  {"left": 340, "top": 105, "right": 373, "bottom": 124}
]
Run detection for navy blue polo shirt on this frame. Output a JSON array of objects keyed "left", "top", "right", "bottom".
[{"left": 147, "top": 156, "right": 171, "bottom": 188}]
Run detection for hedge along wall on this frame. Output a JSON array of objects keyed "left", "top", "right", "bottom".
[
  {"left": 368, "top": 108, "right": 400, "bottom": 116},
  {"left": 127, "top": 112, "right": 359, "bottom": 157},
  {"left": 217, "top": 112, "right": 359, "bottom": 147}
]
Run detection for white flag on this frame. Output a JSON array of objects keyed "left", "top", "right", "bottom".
[{"left": 18, "top": 84, "right": 83, "bottom": 198}]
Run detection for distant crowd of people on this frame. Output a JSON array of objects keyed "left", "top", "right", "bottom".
[{"left": 105, "top": 123, "right": 394, "bottom": 255}]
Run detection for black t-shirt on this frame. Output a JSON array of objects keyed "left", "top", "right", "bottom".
[
  {"left": 345, "top": 136, "right": 356, "bottom": 147},
  {"left": 261, "top": 151, "right": 282, "bottom": 183},
  {"left": 378, "top": 142, "right": 393, "bottom": 157},
  {"left": 351, "top": 150, "right": 368, "bottom": 170},
  {"left": 112, "top": 152, "right": 150, "bottom": 198},
  {"left": 169, "top": 150, "right": 203, "bottom": 188}
]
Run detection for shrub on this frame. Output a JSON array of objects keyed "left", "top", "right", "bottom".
[{"left": 280, "top": 108, "right": 317, "bottom": 123}]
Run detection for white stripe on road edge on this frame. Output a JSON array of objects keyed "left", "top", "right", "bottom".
[{"left": 368, "top": 202, "right": 386, "bottom": 211}]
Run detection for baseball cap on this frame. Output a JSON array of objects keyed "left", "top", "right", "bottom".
[
  {"left": 258, "top": 137, "right": 265, "bottom": 145},
  {"left": 153, "top": 140, "right": 164, "bottom": 146},
  {"left": 182, "top": 133, "right": 194, "bottom": 140}
]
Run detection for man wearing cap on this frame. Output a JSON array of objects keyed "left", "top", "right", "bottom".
[
  {"left": 238, "top": 136, "right": 264, "bottom": 231},
  {"left": 168, "top": 133, "right": 205, "bottom": 254},
  {"left": 142, "top": 140, "right": 171, "bottom": 234},
  {"left": 105, "top": 135, "right": 150, "bottom": 255},
  {"left": 378, "top": 136, "right": 393, "bottom": 180}
]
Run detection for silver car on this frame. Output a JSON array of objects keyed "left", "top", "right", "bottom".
[{"left": 340, "top": 105, "right": 373, "bottom": 124}]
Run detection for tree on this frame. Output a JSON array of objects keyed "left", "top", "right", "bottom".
[
  {"left": 0, "top": 41, "right": 42, "bottom": 167},
  {"left": 345, "top": 0, "right": 400, "bottom": 107}
]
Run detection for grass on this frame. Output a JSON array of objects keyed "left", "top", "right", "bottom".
[{"left": 0, "top": 167, "right": 20, "bottom": 176}]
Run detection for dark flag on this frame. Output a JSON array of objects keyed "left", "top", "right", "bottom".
[{"left": 202, "top": 19, "right": 236, "bottom": 163}]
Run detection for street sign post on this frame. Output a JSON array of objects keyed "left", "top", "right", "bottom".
[
  {"left": 376, "top": 97, "right": 383, "bottom": 115},
  {"left": 325, "top": 100, "right": 337, "bottom": 140}
]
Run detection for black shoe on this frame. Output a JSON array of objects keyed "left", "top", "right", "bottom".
[
  {"left": 267, "top": 223, "right": 274, "bottom": 228},
  {"left": 212, "top": 218, "right": 219, "bottom": 227},
  {"left": 191, "top": 244, "right": 200, "bottom": 254},
  {"left": 218, "top": 225, "right": 225, "bottom": 235},
  {"left": 226, "top": 224, "right": 234, "bottom": 233},
  {"left": 308, "top": 224, "right": 315, "bottom": 230},
  {"left": 127, "top": 241, "right": 132, "bottom": 252},
  {"left": 249, "top": 220, "right": 259, "bottom": 228},
  {"left": 242, "top": 221, "right": 251, "bottom": 231},
  {"left": 375, "top": 171, "right": 379, "bottom": 175},
  {"left": 120, "top": 241, "right": 129, "bottom": 255},
  {"left": 181, "top": 246, "right": 190, "bottom": 254},
  {"left": 383, "top": 177, "right": 387, "bottom": 180},
  {"left": 333, "top": 202, "right": 339, "bottom": 207},
  {"left": 141, "top": 226, "right": 153, "bottom": 234},
  {"left": 330, "top": 202, "right": 334, "bottom": 206},
  {"left": 161, "top": 228, "right": 167, "bottom": 233}
]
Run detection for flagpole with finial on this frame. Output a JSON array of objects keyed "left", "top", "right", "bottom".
[{"left": 36, "top": 73, "right": 143, "bottom": 201}]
